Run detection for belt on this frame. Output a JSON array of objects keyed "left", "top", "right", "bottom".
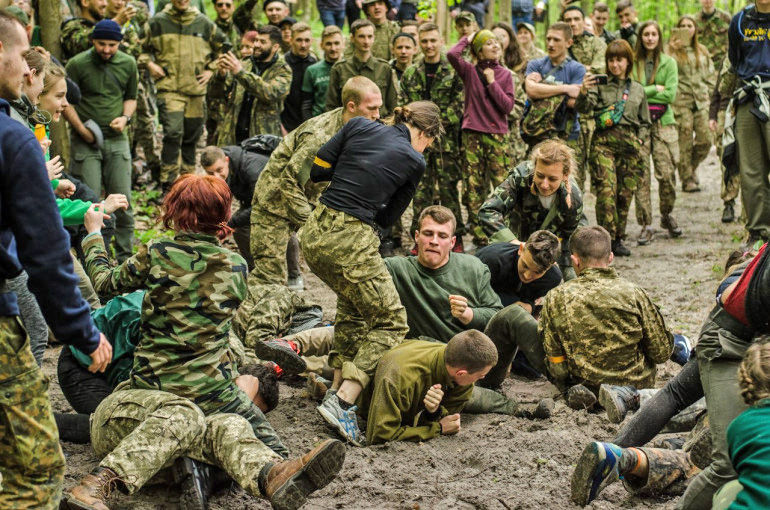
[{"left": 712, "top": 305, "right": 755, "bottom": 343}]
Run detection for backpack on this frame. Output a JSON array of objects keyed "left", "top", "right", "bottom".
[{"left": 240, "top": 134, "right": 281, "bottom": 156}]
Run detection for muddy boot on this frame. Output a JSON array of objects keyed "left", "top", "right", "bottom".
[
  {"left": 661, "top": 398, "right": 707, "bottom": 434},
  {"left": 259, "top": 439, "right": 346, "bottom": 510},
  {"left": 567, "top": 384, "right": 598, "bottom": 410},
  {"left": 611, "top": 239, "right": 631, "bottom": 257},
  {"left": 254, "top": 338, "right": 306, "bottom": 375},
  {"left": 598, "top": 384, "right": 640, "bottom": 424},
  {"left": 637, "top": 225, "right": 654, "bottom": 246},
  {"left": 661, "top": 214, "right": 683, "bottom": 238},
  {"left": 683, "top": 420, "right": 713, "bottom": 469},
  {"left": 306, "top": 373, "right": 331, "bottom": 401},
  {"left": 722, "top": 201, "right": 735, "bottom": 223},
  {"left": 63, "top": 466, "right": 124, "bottom": 510},
  {"left": 515, "top": 398, "right": 555, "bottom": 420},
  {"left": 172, "top": 456, "right": 210, "bottom": 510},
  {"left": 570, "top": 442, "right": 623, "bottom": 506}
]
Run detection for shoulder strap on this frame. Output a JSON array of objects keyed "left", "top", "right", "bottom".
[{"left": 539, "top": 195, "right": 561, "bottom": 231}]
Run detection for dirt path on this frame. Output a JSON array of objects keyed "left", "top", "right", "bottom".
[{"left": 50, "top": 148, "right": 747, "bottom": 509}]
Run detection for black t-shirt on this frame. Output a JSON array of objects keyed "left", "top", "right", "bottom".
[
  {"left": 311, "top": 117, "right": 426, "bottom": 229},
  {"left": 475, "top": 241, "right": 562, "bottom": 307},
  {"left": 424, "top": 61, "right": 440, "bottom": 97}
]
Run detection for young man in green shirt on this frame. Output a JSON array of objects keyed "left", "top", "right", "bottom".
[
  {"left": 301, "top": 25, "right": 344, "bottom": 120},
  {"left": 65, "top": 19, "right": 137, "bottom": 262}
]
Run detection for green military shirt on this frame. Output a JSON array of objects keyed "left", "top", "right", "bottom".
[
  {"left": 65, "top": 48, "right": 138, "bottom": 138},
  {"left": 671, "top": 46, "right": 715, "bottom": 110},
  {"left": 575, "top": 75, "right": 651, "bottom": 140},
  {"left": 539, "top": 267, "right": 673, "bottom": 391},
  {"left": 326, "top": 54, "right": 398, "bottom": 117},
  {"left": 358, "top": 340, "right": 473, "bottom": 445},
  {"left": 215, "top": 17, "right": 242, "bottom": 49},
  {"left": 301, "top": 59, "right": 334, "bottom": 117},
  {"left": 696, "top": 8, "right": 732, "bottom": 69},
  {"left": 344, "top": 19, "right": 400, "bottom": 61},
  {"left": 478, "top": 161, "right": 586, "bottom": 268},
  {"left": 570, "top": 31, "right": 607, "bottom": 74},
  {"left": 398, "top": 54, "right": 464, "bottom": 153},
  {"left": 252, "top": 108, "right": 345, "bottom": 225},
  {"left": 60, "top": 17, "right": 95, "bottom": 63}
]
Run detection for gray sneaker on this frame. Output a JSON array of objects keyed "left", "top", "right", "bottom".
[
  {"left": 317, "top": 393, "right": 364, "bottom": 446},
  {"left": 287, "top": 276, "right": 304, "bottom": 292}
]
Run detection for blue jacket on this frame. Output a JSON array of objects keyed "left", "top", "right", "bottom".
[
  {"left": 0, "top": 99, "right": 100, "bottom": 353},
  {"left": 728, "top": 5, "right": 770, "bottom": 83}
]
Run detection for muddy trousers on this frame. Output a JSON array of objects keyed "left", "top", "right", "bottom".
[
  {"left": 623, "top": 447, "right": 700, "bottom": 497},
  {"left": 0, "top": 316, "right": 65, "bottom": 510},
  {"left": 91, "top": 389, "right": 280, "bottom": 496},
  {"left": 300, "top": 204, "right": 408, "bottom": 388},
  {"left": 157, "top": 92, "right": 205, "bottom": 186},
  {"left": 615, "top": 355, "right": 703, "bottom": 447}
]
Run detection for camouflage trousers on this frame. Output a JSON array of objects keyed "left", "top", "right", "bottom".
[
  {"left": 573, "top": 118, "right": 595, "bottom": 193},
  {"left": 462, "top": 130, "right": 512, "bottom": 245},
  {"left": 635, "top": 122, "right": 679, "bottom": 226},
  {"left": 299, "top": 204, "right": 408, "bottom": 388},
  {"left": 716, "top": 110, "right": 740, "bottom": 204},
  {"left": 249, "top": 205, "right": 302, "bottom": 286},
  {"left": 92, "top": 389, "right": 280, "bottom": 496},
  {"left": 205, "top": 96, "right": 228, "bottom": 146},
  {"left": 129, "top": 78, "right": 159, "bottom": 168},
  {"left": 0, "top": 316, "right": 65, "bottom": 510},
  {"left": 157, "top": 92, "right": 205, "bottom": 186},
  {"left": 410, "top": 147, "right": 464, "bottom": 235},
  {"left": 622, "top": 447, "right": 700, "bottom": 497},
  {"left": 590, "top": 126, "right": 643, "bottom": 240},
  {"left": 674, "top": 104, "right": 712, "bottom": 189},
  {"left": 509, "top": 126, "right": 528, "bottom": 164}
]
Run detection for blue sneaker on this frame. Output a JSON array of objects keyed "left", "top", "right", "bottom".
[
  {"left": 317, "top": 393, "right": 365, "bottom": 446},
  {"left": 671, "top": 334, "right": 691, "bottom": 366},
  {"left": 571, "top": 441, "right": 622, "bottom": 506}
]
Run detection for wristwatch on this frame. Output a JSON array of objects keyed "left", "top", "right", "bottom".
[{"left": 124, "top": 115, "right": 132, "bottom": 124}]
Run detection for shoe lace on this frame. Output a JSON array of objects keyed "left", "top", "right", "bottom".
[
  {"left": 96, "top": 472, "right": 122, "bottom": 501},
  {"left": 339, "top": 406, "right": 360, "bottom": 440}
]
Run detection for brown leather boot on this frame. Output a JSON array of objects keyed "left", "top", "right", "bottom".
[
  {"left": 259, "top": 439, "right": 345, "bottom": 510},
  {"left": 63, "top": 466, "right": 123, "bottom": 510}
]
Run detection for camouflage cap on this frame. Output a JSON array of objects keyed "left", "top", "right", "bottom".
[
  {"left": 516, "top": 22, "right": 536, "bottom": 36},
  {"left": 455, "top": 11, "right": 475, "bottom": 24},
  {"left": 3, "top": 6, "right": 29, "bottom": 26}
]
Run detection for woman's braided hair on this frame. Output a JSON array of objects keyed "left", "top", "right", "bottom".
[
  {"left": 386, "top": 101, "right": 444, "bottom": 140},
  {"left": 738, "top": 339, "right": 770, "bottom": 406}
]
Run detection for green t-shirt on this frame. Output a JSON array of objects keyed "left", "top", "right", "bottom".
[
  {"left": 65, "top": 48, "right": 138, "bottom": 137},
  {"left": 302, "top": 59, "right": 334, "bottom": 118}
]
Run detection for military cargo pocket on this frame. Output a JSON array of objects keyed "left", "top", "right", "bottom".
[{"left": 342, "top": 260, "right": 386, "bottom": 284}]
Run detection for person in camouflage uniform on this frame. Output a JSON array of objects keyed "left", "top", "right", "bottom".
[
  {"left": 695, "top": 0, "right": 732, "bottom": 72},
  {"left": 249, "top": 77, "right": 382, "bottom": 286},
  {"left": 668, "top": 16, "right": 715, "bottom": 193},
  {"left": 106, "top": 0, "right": 161, "bottom": 175},
  {"left": 80, "top": 174, "right": 289, "bottom": 458},
  {"left": 399, "top": 23, "right": 465, "bottom": 242},
  {"left": 563, "top": 6, "right": 607, "bottom": 192},
  {"left": 576, "top": 40, "right": 650, "bottom": 257},
  {"left": 60, "top": 0, "right": 105, "bottom": 62},
  {"left": 478, "top": 140, "right": 586, "bottom": 280},
  {"left": 326, "top": 19, "right": 398, "bottom": 118},
  {"left": 139, "top": 0, "right": 226, "bottom": 190},
  {"left": 214, "top": 24, "right": 291, "bottom": 145},
  {"left": 633, "top": 20, "right": 683, "bottom": 245},
  {"left": 711, "top": 56, "right": 740, "bottom": 223},
  {"left": 540, "top": 225, "right": 673, "bottom": 396},
  {"left": 64, "top": 388, "right": 346, "bottom": 510},
  {"left": 516, "top": 22, "right": 546, "bottom": 61},
  {"left": 348, "top": 0, "right": 400, "bottom": 61}
]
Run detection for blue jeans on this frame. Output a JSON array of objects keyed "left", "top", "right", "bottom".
[
  {"left": 512, "top": 12, "right": 532, "bottom": 28},
  {"left": 319, "top": 8, "right": 345, "bottom": 27}
]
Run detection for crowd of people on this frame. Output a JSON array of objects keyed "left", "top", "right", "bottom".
[{"left": 1, "top": 0, "right": 770, "bottom": 509}]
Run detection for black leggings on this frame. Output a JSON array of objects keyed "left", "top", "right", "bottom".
[
  {"left": 55, "top": 347, "right": 114, "bottom": 443},
  {"left": 613, "top": 355, "right": 703, "bottom": 447}
]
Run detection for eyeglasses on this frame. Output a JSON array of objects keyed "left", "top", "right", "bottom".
[{"left": 216, "top": 2, "right": 232, "bottom": 6}]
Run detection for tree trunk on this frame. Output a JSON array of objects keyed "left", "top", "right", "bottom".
[
  {"left": 38, "top": 0, "right": 62, "bottom": 60},
  {"left": 500, "top": 0, "right": 511, "bottom": 24}
]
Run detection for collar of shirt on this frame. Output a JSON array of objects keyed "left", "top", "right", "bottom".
[
  {"left": 580, "top": 267, "right": 618, "bottom": 279},
  {"left": 353, "top": 54, "right": 376, "bottom": 71}
]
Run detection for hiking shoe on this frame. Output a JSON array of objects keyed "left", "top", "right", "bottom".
[
  {"left": 306, "top": 373, "right": 332, "bottom": 401},
  {"left": 722, "top": 202, "right": 735, "bottom": 223},
  {"left": 259, "top": 439, "right": 346, "bottom": 510},
  {"left": 571, "top": 441, "right": 622, "bottom": 506},
  {"left": 254, "top": 338, "right": 306, "bottom": 375},
  {"left": 598, "top": 384, "right": 640, "bottom": 424},
  {"left": 611, "top": 239, "right": 631, "bottom": 257},
  {"left": 172, "top": 457, "right": 210, "bottom": 510},
  {"left": 287, "top": 276, "right": 304, "bottom": 292},
  {"left": 671, "top": 334, "right": 691, "bottom": 366},
  {"left": 452, "top": 237, "right": 465, "bottom": 253},
  {"left": 515, "top": 398, "right": 555, "bottom": 420},
  {"left": 567, "top": 384, "right": 598, "bottom": 410},
  {"left": 637, "top": 225, "right": 654, "bottom": 246},
  {"left": 661, "top": 214, "right": 683, "bottom": 238},
  {"left": 682, "top": 179, "right": 701, "bottom": 192},
  {"left": 63, "top": 466, "right": 124, "bottom": 510},
  {"left": 317, "top": 393, "right": 365, "bottom": 446}
]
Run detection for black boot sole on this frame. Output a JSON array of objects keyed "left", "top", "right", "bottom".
[
  {"left": 269, "top": 440, "right": 346, "bottom": 510},
  {"left": 253, "top": 341, "right": 307, "bottom": 375}
]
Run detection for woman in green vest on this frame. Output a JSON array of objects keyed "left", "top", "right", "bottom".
[{"left": 633, "top": 20, "right": 683, "bottom": 246}]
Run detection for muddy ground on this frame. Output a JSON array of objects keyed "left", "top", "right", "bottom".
[{"left": 47, "top": 148, "right": 747, "bottom": 509}]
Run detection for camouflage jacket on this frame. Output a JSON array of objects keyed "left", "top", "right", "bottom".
[
  {"left": 82, "top": 231, "right": 249, "bottom": 414},
  {"left": 539, "top": 267, "right": 673, "bottom": 391},
  {"left": 110, "top": 2, "right": 152, "bottom": 60},
  {"left": 215, "top": 17, "right": 242, "bottom": 49},
  {"left": 60, "top": 17, "right": 95, "bottom": 63},
  {"left": 326, "top": 54, "right": 398, "bottom": 117},
  {"left": 670, "top": 46, "right": 715, "bottom": 110},
  {"left": 569, "top": 31, "right": 607, "bottom": 74},
  {"left": 140, "top": 4, "right": 226, "bottom": 96},
  {"left": 214, "top": 53, "right": 292, "bottom": 144},
  {"left": 398, "top": 54, "right": 464, "bottom": 152},
  {"left": 252, "top": 108, "right": 345, "bottom": 225},
  {"left": 344, "top": 19, "right": 400, "bottom": 61},
  {"left": 525, "top": 44, "right": 546, "bottom": 61},
  {"left": 575, "top": 76, "right": 650, "bottom": 141},
  {"left": 478, "top": 160, "right": 586, "bottom": 267},
  {"left": 696, "top": 8, "right": 732, "bottom": 69}
]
